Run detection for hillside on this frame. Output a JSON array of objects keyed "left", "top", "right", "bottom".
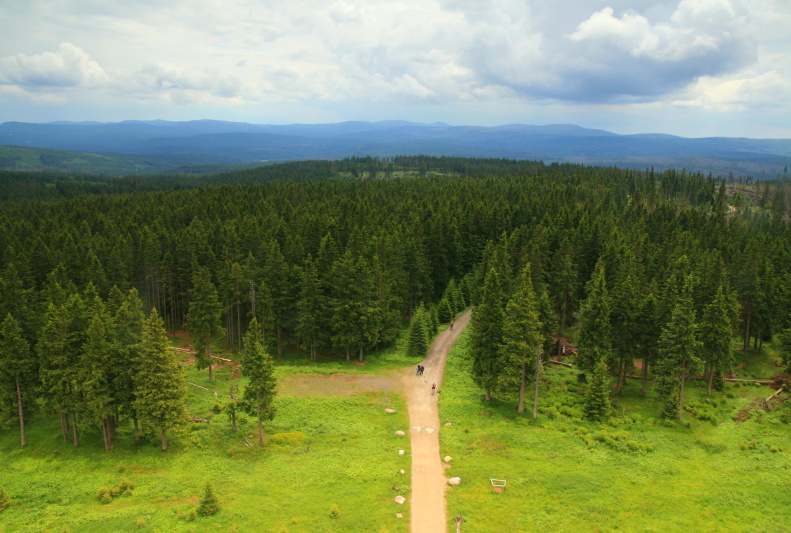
[{"left": 1, "top": 120, "right": 790, "bottom": 176}]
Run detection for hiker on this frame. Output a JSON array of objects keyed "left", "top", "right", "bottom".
[
  {"left": 432, "top": 383, "right": 436, "bottom": 394},
  {"left": 416, "top": 364, "right": 421, "bottom": 375},
  {"left": 419, "top": 365, "right": 424, "bottom": 375},
  {"left": 450, "top": 320, "right": 455, "bottom": 330}
]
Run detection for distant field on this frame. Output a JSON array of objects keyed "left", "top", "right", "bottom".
[
  {"left": 440, "top": 332, "right": 791, "bottom": 532},
  {"left": 0, "top": 336, "right": 415, "bottom": 533}
]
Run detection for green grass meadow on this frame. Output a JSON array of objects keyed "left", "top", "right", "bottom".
[
  {"left": 439, "top": 332, "right": 791, "bottom": 533},
  {"left": 0, "top": 335, "right": 414, "bottom": 533}
]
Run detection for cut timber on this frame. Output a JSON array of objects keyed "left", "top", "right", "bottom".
[
  {"left": 191, "top": 418, "right": 209, "bottom": 423},
  {"left": 549, "top": 360, "right": 573, "bottom": 368},
  {"left": 210, "top": 355, "right": 232, "bottom": 362},
  {"left": 766, "top": 387, "right": 784, "bottom": 401},
  {"left": 170, "top": 346, "right": 195, "bottom": 354},
  {"left": 187, "top": 381, "right": 210, "bottom": 391}
]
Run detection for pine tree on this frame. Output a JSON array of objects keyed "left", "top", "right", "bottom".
[
  {"left": 240, "top": 321, "right": 277, "bottom": 445},
  {"left": 0, "top": 314, "right": 36, "bottom": 446},
  {"left": 584, "top": 358, "right": 611, "bottom": 422},
  {"left": 197, "top": 482, "right": 219, "bottom": 516},
  {"left": 470, "top": 268, "right": 505, "bottom": 401},
  {"left": 79, "top": 312, "right": 116, "bottom": 451},
  {"left": 656, "top": 276, "right": 703, "bottom": 420},
  {"left": 133, "top": 309, "right": 187, "bottom": 450},
  {"left": 186, "top": 267, "right": 225, "bottom": 382},
  {"left": 500, "top": 265, "right": 543, "bottom": 414},
  {"left": 296, "top": 257, "right": 324, "bottom": 362}
]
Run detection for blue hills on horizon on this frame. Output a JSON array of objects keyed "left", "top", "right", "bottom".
[{"left": 1, "top": 119, "right": 789, "bottom": 176}]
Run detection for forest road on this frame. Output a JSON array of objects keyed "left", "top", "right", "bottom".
[{"left": 403, "top": 309, "right": 471, "bottom": 533}]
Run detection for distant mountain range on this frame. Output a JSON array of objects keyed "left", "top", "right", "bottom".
[{"left": 1, "top": 119, "right": 789, "bottom": 177}]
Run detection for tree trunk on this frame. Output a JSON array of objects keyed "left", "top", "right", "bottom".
[
  {"left": 533, "top": 353, "right": 541, "bottom": 420},
  {"left": 16, "top": 377, "right": 26, "bottom": 446},
  {"left": 678, "top": 363, "right": 687, "bottom": 421},
  {"left": 707, "top": 365, "right": 714, "bottom": 396},
  {"left": 161, "top": 428, "right": 168, "bottom": 450},
  {"left": 641, "top": 357, "right": 649, "bottom": 396},
  {"left": 101, "top": 419, "right": 110, "bottom": 452},
  {"left": 743, "top": 309, "right": 751, "bottom": 365},
  {"left": 485, "top": 389, "right": 491, "bottom": 401},
  {"left": 207, "top": 339, "right": 214, "bottom": 382},
  {"left": 231, "top": 411, "right": 237, "bottom": 431},
  {"left": 59, "top": 408, "right": 68, "bottom": 443},
  {"left": 616, "top": 359, "right": 626, "bottom": 394},
  {"left": 517, "top": 361, "right": 526, "bottom": 413},
  {"left": 346, "top": 348, "right": 351, "bottom": 361},
  {"left": 257, "top": 393, "right": 264, "bottom": 445},
  {"left": 71, "top": 412, "right": 79, "bottom": 446},
  {"left": 134, "top": 417, "right": 140, "bottom": 441},
  {"left": 359, "top": 346, "right": 364, "bottom": 362},
  {"left": 276, "top": 325, "right": 282, "bottom": 357}
]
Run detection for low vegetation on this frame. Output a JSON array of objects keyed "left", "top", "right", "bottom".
[{"left": 440, "top": 331, "right": 791, "bottom": 532}]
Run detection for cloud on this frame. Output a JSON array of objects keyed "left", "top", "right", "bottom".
[{"left": 0, "top": 43, "right": 108, "bottom": 88}]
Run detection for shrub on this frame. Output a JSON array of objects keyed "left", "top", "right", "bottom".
[
  {"left": 0, "top": 486, "right": 10, "bottom": 512},
  {"left": 136, "top": 517, "right": 146, "bottom": 528},
  {"left": 329, "top": 504, "right": 340, "bottom": 519},
  {"left": 97, "top": 487, "right": 113, "bottom": 504}
]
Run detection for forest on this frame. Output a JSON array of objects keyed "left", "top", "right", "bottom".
[{"left": 0, "top": 157, "right": 790, "bottom": 530}]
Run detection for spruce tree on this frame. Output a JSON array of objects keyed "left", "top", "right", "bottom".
[
  {"left": 470, "top": 268, "right": 505, "bottom": 401},
  {"left": 186, "top": 267, "right": 225, "bottom": 382},
  {"left": 0, "top": 314, "right": 36, "bottom": 446},
  {"left": 700, "top": 286, "right": 737, "bottom": 395},
  {"left": 407, "top": 304, "right": 429, "bottom": 358},
  {"left": 576, "top": 259, "right": 612, "bottom": 381},
  {"left": 584, "top": 358, "right": 611, "bottom": 422},
  {"left": 240, "top": 321, "right": 277, "bottom": 445},
  {"left": 656, "top": 277, "right": 703, "bottom": 420},
  {"left": 296, "top": 257, "right": 324, "bottom": 362},
  {"left": 197, "top": 482, "right": 219, "bottom": 516},
  {"left": 133, "top": 309, "right": 187, "bottom": 450},
  {"left": 500, "top": 264, "right": 543, "bottom": 414}
]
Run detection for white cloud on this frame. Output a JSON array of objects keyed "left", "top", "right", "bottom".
[{"left": 0, "top": 42, "right": 108, "bottom": 88}]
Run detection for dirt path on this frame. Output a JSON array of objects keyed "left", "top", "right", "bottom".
[{"left": 404, "top": 310, "right": 471, "bottom": 533}]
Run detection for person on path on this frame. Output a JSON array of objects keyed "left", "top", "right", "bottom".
[
  {"left": 420, "top": 365, "right": 424, "bottom": 375},
  {"left": 432, "top": 383, "right": 436, "bottom": 394},
  {"left": 416, "top": 364, "right": 421, "bottom": 376},
  {"left": 450, "top": 320, "right": 455, "bottom": 330}
]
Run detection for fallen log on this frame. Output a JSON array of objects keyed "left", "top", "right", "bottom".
[
  {"left": 170, "top": 346, "right": 195, "bottom": 354},
  {"left": 210, "top": 355, "right": 232, "bottom": 362},
  {"left": 549, "top": 360, "right": 573, "bottom": 368},
  {"left": 191, "top": 418, "right": 209, "bottom": 423},
  {"left": 187, "top": 381, "right": 210, "bottom": 391},
  {"left": 766, "top": 387, "right": 784, "bottom": 402}
]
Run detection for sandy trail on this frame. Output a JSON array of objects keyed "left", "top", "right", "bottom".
[{"left": 404, "top": 310, "right": 471, "bottom": 533}]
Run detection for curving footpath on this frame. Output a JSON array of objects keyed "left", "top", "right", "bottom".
[{"left": 404, "top": 310, "right": 471, "bottom": 533}]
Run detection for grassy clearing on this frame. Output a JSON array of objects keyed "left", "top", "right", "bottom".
[
  {"left": 0, "top": 334, "right": 415, "bottom": 533},
  {"left": 440, "top": 332, "right": 791, "bottom": 532}
]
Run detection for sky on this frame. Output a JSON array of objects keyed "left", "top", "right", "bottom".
[{"left": 0, "top": 0, "right": 789, "bottom": 138}]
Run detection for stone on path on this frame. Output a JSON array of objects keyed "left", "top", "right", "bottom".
[
  {"left": 412, "top": 425, "right": 422, "bottom": 431},
  {"left": 444, "top": 456, "right": 453, "bottom": 463},
  {"left": 396, "top": 513, "right": 403, "bottom": 518},
  {"left": 385, "top": 409, "right": 396, "bottom": 414},
  {"left": 400, "top": 469, "right": 405, "bottom": 474},
  {"left": 398, "top": 449, "right": 405, "bottom": 455},
  {"left": 425, "top": 427, "right": 435, "bottom": 434},
  {"left": 395, "top": 430, "right": 405, "bottom": 436},
  {"left": 448, "top": 477, "right": 461, "bottom": 486},
  {"left": 394, "top": 495, "right": 406, "bottom": 505},
  {"left": 444, "top": 422, "right": 453, "bottom": 426}
]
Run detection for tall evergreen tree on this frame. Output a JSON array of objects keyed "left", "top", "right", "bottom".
[
  {"left": 699, "top": 286, "right": 737, "bottom": 395},
  {"left": 576, "top": 259, "right": 612, "bottom": 381},
  {"left": 0, "top": 314, "right": 37, "bottom": 445},
  {"left": 470, "top": 268, "right": 505, "bottom": 401},
  {"left": 296, "top": 257, "right": 324, "bottom": 362},
  {"left": 186, "top": 267, "right": 225, "bottom": 382},
  {"left": 133, "top": 309, "right": 187, "bottom": 450},
  {"left": 500, "top": 264, "right": 543, "bottom": 415},
  {"left": 655, "top": 277, "right": 702, "bottom": 420},
  {"left": 407, "top": 303, "right": 430, "bottom": 358},
  {"left": 584, "top": 358, "right": 611, "bottom": 422},
  {"left": 240, "top": 320, "right": 277, "bottom": 445}
]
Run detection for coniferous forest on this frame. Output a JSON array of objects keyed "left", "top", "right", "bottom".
[{"left": 0, "top": 157, "right": 790, "bottom": 530}]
